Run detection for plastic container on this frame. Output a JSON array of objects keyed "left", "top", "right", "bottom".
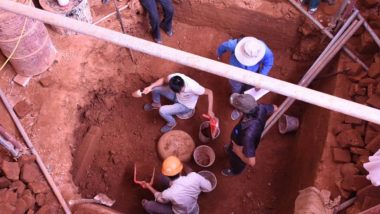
[
  {"left": 193, "top": 145, "right": 215, "bottom": 167},
  {"left": 198, "top": 170, "right": 217, "bottom": 192},
  {"left": 278, "top": 114, "right": 299, "bottom": 134},
  {"left": 199, "top": 121, "right": 220, "bottom": 143}
]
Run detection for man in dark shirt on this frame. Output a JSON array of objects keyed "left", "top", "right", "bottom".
[{"left": 222, "top": 93, "right": 277, "bottom": 176}]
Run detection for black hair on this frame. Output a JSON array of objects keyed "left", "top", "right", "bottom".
[
  {"left": 167, "top": 173, "right": 180, "bottom": 181},
  {"left": 169, "top": 76, "right": 185, "bottom": 93}
]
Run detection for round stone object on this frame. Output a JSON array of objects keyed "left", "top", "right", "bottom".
[{"left": 157, "top": 130, "right": 195, "bottom": 162}]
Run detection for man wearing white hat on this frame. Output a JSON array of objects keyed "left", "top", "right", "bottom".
[{"left": 217, "top": 36, "right": 274, "bottom": 120}]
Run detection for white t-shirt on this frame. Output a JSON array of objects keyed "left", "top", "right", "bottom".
[
  {"left": 168, "top": 73, "right": 205, "bottom": 109},
  {"left": 154, "top": 172, "right": 212, "bottom": 214}
]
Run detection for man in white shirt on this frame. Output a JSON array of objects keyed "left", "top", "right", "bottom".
[
  {"left": 139, "top": 156, "right": 212, "bottom": 214},
  {"left": 143, "top": 73, "right": 215, "bottom": 133}
]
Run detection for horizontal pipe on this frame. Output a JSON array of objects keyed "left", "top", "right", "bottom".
[
  {"left": 288, "top": 0, "right": 368, "bottom": 70},
  {"left": 1, "top": 0, "right": 380, "bottom": 126}
]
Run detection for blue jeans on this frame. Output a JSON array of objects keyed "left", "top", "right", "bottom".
[
  {"left": 152, "top": 86, "right": 191, "bottom": 126},
  {"left": 227, "top": 142, "right": 246, "bottom": 175},
  {"left": 303, "top": 0, "right": 320, "bottom": 9},
  {"left": 229, "top": 79, "right": 253, "bottom": 94},
  {"left": 140, "top": 0, "right": 174, "bottom": 40}
]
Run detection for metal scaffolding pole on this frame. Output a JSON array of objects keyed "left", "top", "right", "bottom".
[{"left": 288, "top": 0, "right": 369, "bottom": 70}]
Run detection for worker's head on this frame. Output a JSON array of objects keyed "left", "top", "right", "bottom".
[
  {"left": 162, "top": 156, "right": 183, "bottom": 178},
  {"left": 234, "top": 37, "right": 266, "bottom": 66},
  {"left": 169, "top": 76, "right": 185, "bottom": 93},
  {"left": 230, "top": 93, "right": 257, "bottom": 113}
]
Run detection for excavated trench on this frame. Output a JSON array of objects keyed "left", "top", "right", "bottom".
[{"left": 68, "top": 1, "right": 338, "bottom": 214}]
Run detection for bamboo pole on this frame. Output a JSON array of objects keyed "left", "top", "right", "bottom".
[
  {"left": 358, "top": 14, "right": 380, "bottom": 48},
  {"left": 0, "top": 89, "right": 72, "bottom": 214},
  {"left": 1, "top": 0, "right": 380, "bottom": 125},
  {"left": 288, "top": 0, "right": 368, "bottom": 70}
]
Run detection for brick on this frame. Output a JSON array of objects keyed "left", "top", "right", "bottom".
[
  {"left": 350, "top": 147, "right": 370, "bottom": 156},
  {"left": 354, "top": 124, "right": 366, "bottom": 136},
  {"left": 344, "top": 115, "right": 363, "bottom": 125},
  {"left": 21, "top": 189, "right": 36, "bottom": 209},
  {"left": 9, "top": 180, "right": 25, "bottom": 196},
  {"left": 333, "top": 123, "right": 352, "bottom": 135},
  {"left": 367, "top": 94, "right": 380, "bottom": 108},
  {"left": 21, "top": 163, "right": 42, "bottom": 184},
  {"left": 355, "top": 87, "right": 367, "bottom": 96},
  {"left": 0, "top": 189, "right": 17, "bottom": 205},
  {"left": 18, "top": 155, "right": 36, "bottom": 167},
  {"left": 359, "top": 78, "right": 377, "bottom": 87},
  {"left": 376, "top": 83, "right": 380, "bottom": 94},
  {"left": 366, "top": 135, "right": 380, "bottom": 153},
  {"left": 332, "top": 148, "right": 352, "bottom": 163},
  {"left": 13, "top": 75, "right": 31, "bottom": 87},
  {"left": 354, "top": 95, "right": 368, "bottom": 104},
  {"left": 362, "top": 196, "right": 380, "bottom": 211},
  {"left": 0, "top": 203, "right": 16, "bottom": 214},
  {"left": 362, "top": 0, "right": 379, "bottom": 8},
  {"left": 341, "top": 163, "right": 360, "bottom": 177},
  {"left": 348, "top": 71, "right": 367, "bottom": 82},
  {"left": 39, "top": 76, "right": 55, "bottom": 88},
  {"left": 357, "top": 185, "right": 380, "bottom": 203},
  {"left": 336, "top": 129, "right": 365, "bottom": 148},
  {"left": 36, "top": 205, "right": 59, "bottom": 214},
  {"left": 29, "top": 181, "right": 49, "bottom": 194},
  {"left": 356, "top": 155, "right": 370, "bottom": 174},
  {"left": 341, "top": 174, "right": 355, "bottom": 191},
  {"left": 13, "top": 100, "right": 33, "bottom": 118},
  {"left": 0, "top": 176, "right": 11, "bottom": 188},
  {"left": 344, "top": 62, "right": 362, "bottom": 76},
  {"left": 353, "top": 175, "right": 371, "bottom": 191},
  {"left": 368, "top": 62, "right": 380, "bottom": 78},
  {"left": 36, "top": 193, "right": 46, "bottom": 206},
  {"left": 364, "top": 128, "right": 376, "bottom": 144},
  {"left": 1, "top": 161, "right": 20, "bottom": 181},
  {"left": 368, "top": 84, "right": 374, "bottom": 97},
  {"left": 14, "top": 198, "right": 29, "bottom": 214},
  {"left": 368, "top": 122, "right": 380, "bottom": 132}
]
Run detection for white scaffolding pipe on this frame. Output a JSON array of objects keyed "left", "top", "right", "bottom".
[{"left": 1, "top": 0, "right": 380, "bottom": 125}]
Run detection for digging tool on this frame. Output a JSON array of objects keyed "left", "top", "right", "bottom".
[
  {"left": 112, "top": 0, "right": 136, "bottom": 64},
  {"left": 202, "top": 114, "right": 219, "bottom": 140},
  {"left": 133, "top": 164, "right": 155, "bottom": 186},
  {"left": 68, "top": 193, "right": 116, "bottom": 207}
]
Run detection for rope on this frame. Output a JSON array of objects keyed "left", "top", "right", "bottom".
[{"left": 0, "top": 0, "right": 30, "bottom": 72}]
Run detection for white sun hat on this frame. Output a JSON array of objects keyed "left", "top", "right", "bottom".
[{"left": 234, "top": 37, "right": 266, "bottom": 66}]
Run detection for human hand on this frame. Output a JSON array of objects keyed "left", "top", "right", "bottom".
[
  {"left": 208, "top": 111, "right": 215, "bottom": 118},
  {"left": 142, "top": 86, "right": 152, "bottom": 94},
  {"left": 139, "top": 181, "right": 150, "bottom": 189},
  {"left": 231, "top": 141, "right": 242, "bottom": 154}
]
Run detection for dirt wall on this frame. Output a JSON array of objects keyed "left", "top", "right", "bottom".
[
  {"left": 275, "top": 67, "right": 337, "bottom": 213},
  {"left": 174, "top": 0, "right": 301, "bottom": 50}
]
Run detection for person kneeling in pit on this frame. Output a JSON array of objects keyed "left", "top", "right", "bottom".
[
  {"left": 143, "top": 72, "right": 215, "bottom": 133},
  {"left": 139, "top": 156, "right": 212, "bottom": 214},
  {"left": 222, "top": 93, "right": 277, "bottom": 176}
]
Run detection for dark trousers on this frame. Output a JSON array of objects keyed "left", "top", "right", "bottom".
[
  {"left": 227, "top": 143, "right": 246, "bottom": 175},
  {"left": 140, "top": 0, "right": 174, "bottom": 40},
  {"left": 143, "top": 174, "right": 173, "bottom": 214}
]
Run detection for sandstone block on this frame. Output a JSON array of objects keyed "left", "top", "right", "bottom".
[
  {"left": 336, "top": 129, "right": 364, "bottom": 148},
  {"left": 341, "top": 163, "right": 360, "bottom": 177},
  {"left": 333, "top": 148, "right": 352, "bottom": 163},
  {"left": 13, "top": 101, "right": 33, "bottom": 118},
  {"left": 367, "top": 94, "right": 380, "bottom": 108},
  {"left": 368, "top": 62, "right": 380, "bottom": 78},
  {"left": 29, "top": 181, "right": 49, "bottom": 194},
  {"left": 0, "top": 177, "right": 11, "bottom": 188},
  {"left": 366, "top": 135, "right": 380, "bottom": 153},
  {"left": 350, "top": 147, "right": 370, "bottom": 156},
  {"left": 1, "top": 161, "right": 20, "bottom": 181},
  {"left": 21, "top": 163, "right": 42, "bottom": 184}
]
